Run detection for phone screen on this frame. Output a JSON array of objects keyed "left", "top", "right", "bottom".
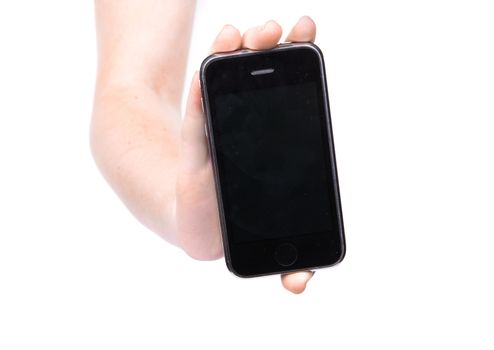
[
  {"left": 211, "top": 71, "right": 335, "bottom": 244},
  {"left": 203, "top": 44, "right": 344, "bottom": 275}
]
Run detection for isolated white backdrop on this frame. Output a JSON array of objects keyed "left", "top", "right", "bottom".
[{"left": 0, "top": 1, "right": 493, "bottom": 349}]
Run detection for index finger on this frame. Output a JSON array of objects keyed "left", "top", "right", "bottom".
[{"left": 242, "top": 20, "right": 282, "bottom": 50}]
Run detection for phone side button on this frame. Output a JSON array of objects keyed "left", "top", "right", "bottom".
[{"left": 274, "top": 243, "right": 298, "bottom": 267}]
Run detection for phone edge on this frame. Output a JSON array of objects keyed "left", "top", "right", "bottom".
[{"left": 199, "top": 43, "right": 346, "bottom": 278}]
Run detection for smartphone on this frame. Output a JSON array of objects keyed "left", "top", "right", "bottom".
[{"left": 200, "top": 43, "right": 345, "bottom": 277}]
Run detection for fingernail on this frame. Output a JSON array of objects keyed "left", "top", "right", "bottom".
[
  {"left": 299, "top": 272, "right": 316, "bottom": 294},
  {"left": 217, "top": 24, "right": 231, "bottom": 37},
  {"left": 299, "top": 271, "right": 315, "bottom": 286},
  {"left": 261, "top": 20, "right": 274, "bottom": 30}
]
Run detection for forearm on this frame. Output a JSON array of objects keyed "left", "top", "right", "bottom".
[
  {"left": 91, "top": 84, "right": 181, "bottom": 242},
  {"left": 94, "top": 0, "right": 196, "bottom": 106},
  {"left": 91, "top": 0, "right": 196, "bottom": 243}
]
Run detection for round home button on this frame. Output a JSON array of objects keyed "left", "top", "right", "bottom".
[{"left": 274, "top": 243, "right": 298, "bottom": 267}]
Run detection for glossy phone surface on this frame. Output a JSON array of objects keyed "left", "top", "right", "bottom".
[{"left": 200, "top": 43, "right": 345, "bottom": 277}]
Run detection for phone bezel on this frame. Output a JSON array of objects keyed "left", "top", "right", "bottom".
[{"left": 200, "top": 43, "right": 346, "bottom": 277}]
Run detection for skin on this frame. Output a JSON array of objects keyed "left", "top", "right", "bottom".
[{"left": 92, "top": 0, "right": 317, "bottom": 294}]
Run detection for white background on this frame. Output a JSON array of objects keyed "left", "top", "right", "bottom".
[{"left": 1, "top": 1, "right": 493, "bottom": 349}]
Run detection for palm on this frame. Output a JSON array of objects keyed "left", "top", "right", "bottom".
[{"left": 176, "top": 155, "right": 223, "bottom": 260}]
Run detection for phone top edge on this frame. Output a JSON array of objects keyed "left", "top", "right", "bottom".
[{"left": 200, "top": 42, "right": 324, "bottom": 84}]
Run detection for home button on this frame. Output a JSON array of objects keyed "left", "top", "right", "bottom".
[{"left": 274, "top": 243, "right": 298, "bottom": 267}]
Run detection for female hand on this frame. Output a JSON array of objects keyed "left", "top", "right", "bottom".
[{"left": 92, "top": 0, "right": 316, "bottom": 293}]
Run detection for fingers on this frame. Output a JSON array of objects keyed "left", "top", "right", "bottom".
[
  {"left": 285, "top": 16, "right": 317, "bottom": 43},
  {"left": 241, "top": 16, "right": 315, "bottom": 51},
  {"left": 242, "top": 20, "right": 282, "bottom": 49},
  {"left": 281, "top": 271, "right": 315, "bottom": 294},
  {"left": 209, "top": 24, "right": 242, "bottom": 54}
]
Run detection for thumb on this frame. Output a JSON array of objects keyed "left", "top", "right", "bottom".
[{"left": 281, "top": 271, "right": 315, "bottom": 294}]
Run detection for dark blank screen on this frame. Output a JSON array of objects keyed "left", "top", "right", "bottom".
[{"left": 214, "top": 82, "right": 332, "bottom": 243}]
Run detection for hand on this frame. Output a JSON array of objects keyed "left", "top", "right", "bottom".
[
  {"left": 91, "top": 1, "right": 317, "bottom": 294},
  {"left": 177, "top": 17, "right": 318, "bottom": 293}
]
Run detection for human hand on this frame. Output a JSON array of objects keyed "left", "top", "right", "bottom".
[{"left": 177, "top": 16, "right": 318, "bottom": 293}]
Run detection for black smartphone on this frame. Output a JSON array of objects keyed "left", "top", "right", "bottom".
[{"left": 200, "top": 43, "right": 345, "bottom": 277}]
